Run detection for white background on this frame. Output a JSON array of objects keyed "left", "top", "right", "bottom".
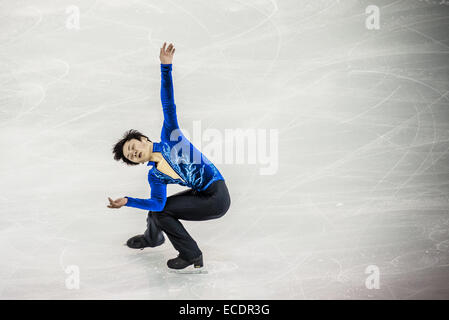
[{"left": 0, "top": 0, "right": 448, "bottom": 299}]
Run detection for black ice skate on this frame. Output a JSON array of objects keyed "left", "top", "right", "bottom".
[
  {"left": 167, "top": 254, "right": 207, "bottom": 274},
  {"left": 126, "top": 234, "right": 164, "bottom": 250}
]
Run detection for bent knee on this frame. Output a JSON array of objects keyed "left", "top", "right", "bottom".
[
  {"left": 152, "top": 211, "right": 172, "bottom": 226},
  {"left": 211, "top": 201, "right": 230, "bottom": 220},
  {"left": 219, "top": 191, "right": 231, "bottom": 216}
]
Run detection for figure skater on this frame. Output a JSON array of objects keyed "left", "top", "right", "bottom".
[{"left": 108, "top": 42, "right": 231, "bottom": 272}]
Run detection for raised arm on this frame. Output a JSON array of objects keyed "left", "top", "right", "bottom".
[{"left": 159, "top": 42, "right": 179, "bottom": 139}]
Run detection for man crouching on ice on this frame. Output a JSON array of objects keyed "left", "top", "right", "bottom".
[{"left": 107, "top": 42, "right": 231, "bottom": 272}]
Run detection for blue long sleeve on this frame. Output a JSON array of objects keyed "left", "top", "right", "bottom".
[
  {"left": 124, "top": 176, "right": 167, "bottom": 211},
  {"left": 123, "top": 62, "right": 224, "bottom": 210},
  {"left": 160, "top": 64, "right": 180, "bottom": 140},
  {"left": 123, "top": 64, "right": 176, "bottom": 212}
]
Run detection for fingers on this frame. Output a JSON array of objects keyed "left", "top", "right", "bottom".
[
  {"left": 107, "top": 197, "right": 118, "bottom": 208},
  {"left": 168, "top": 44, "right": 175, "bottom": 55},
  {"left": 161, "top": 42, "right": 175, "bottom": 55}
]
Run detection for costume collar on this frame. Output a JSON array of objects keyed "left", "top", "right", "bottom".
[{"left": 147, "top": 142, "right": 162, "bottom": 167}]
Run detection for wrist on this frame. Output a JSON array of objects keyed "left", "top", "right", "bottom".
[{"left": 161, "top": 64, "right": 172, "bottom": 72}]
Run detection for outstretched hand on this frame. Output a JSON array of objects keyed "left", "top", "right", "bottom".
[
  {"left": 160, "top": 42, "right": 175, "bottom": 64},
  {"left": 107, "top": 197, "right": 128, "bottom": 209}
]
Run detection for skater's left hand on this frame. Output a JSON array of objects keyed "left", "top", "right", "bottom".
[{"left": 107, "top": 197, "right": 127, "bottom": 209}]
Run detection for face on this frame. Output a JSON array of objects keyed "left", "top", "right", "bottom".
[{"left": 123, "top": 137, "right": 150, "bottom": 164}]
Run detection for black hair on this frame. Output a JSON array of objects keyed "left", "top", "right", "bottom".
[{"left": 112, "top": 129, "right": 151, "bottom": 165}]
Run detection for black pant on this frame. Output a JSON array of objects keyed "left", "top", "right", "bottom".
[{"left": 144, "top": 179, "right": 231, "bottom": 261}]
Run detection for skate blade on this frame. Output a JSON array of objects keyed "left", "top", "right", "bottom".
[{"left": 168, "top": 266, "right": 208, "bottom": 274}]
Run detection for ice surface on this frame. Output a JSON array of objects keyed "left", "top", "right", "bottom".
[{"left": 0, "top": 0, "right": 449, "bottom": 299}]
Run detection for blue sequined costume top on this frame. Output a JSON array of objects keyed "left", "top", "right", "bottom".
[{"left": 124, "top": 64, "right": 225, "bottom": 211}]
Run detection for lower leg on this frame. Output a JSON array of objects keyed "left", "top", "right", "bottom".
[
  {"left": 143, "top": 212, "right": 165, "bottom": 246},
  {"left": 155, "top": 213, "right": 202, "bottom": 261},
  {"left": 126, "top": 212, "right": 164, "bottom": 249}
]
